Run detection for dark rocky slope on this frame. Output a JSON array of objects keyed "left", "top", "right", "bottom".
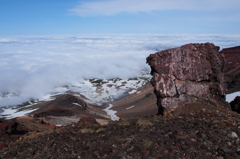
[
  {"left": 220, "top": 46, "right": 240, "bottom": 93},
  {"left": 0, "top": 104, "right": 240, "bottom": 159}
]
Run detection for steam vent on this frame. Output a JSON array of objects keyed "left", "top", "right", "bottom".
[{"left": 147, "top": 43, "right": 227, "bottom": 115}]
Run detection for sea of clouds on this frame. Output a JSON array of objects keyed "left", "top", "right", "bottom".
[{"left": 0, "top": 34, "right": 240, "bottom": 107}]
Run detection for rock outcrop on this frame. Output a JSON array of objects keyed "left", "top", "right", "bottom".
[
  {"left": 147, "top": 43, "right": 226, "bottom": 115},
  {"left": 220, "top": 46, "right": 240, "bottom": 93},
  {"left": 230, "top": 96, "right": 240, "bottom": 113},
  {"left": 0, "top": 118, "right": 30, "bottom": 148}
]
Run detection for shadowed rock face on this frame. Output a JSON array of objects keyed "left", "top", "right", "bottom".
[
  {"left": 147, "top": 43, "right": 226, "bottom": 115},
  {"left": 0, "top": 119, "right": 30, "bottom": 148},
  {"left": 230, "top": 96, "right": 240, "bottom": 113},
  {"left": 220, "top": 46, "right": 240, "bottom": 93}
]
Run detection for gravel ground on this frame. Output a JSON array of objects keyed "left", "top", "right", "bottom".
[{"left": 1, "top": 103, "right": 240, "bottom": 159}]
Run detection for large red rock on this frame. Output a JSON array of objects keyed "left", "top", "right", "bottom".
[{"left": 147, "top": 43, "right": 227, "bottom": 115}]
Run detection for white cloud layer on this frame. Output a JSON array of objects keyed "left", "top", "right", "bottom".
[
  {"left": 0, "top": 34, "right": 240, "bottom": 107},
  {"left": 69, "top": 0, "right": 240, "bottom": 16}
]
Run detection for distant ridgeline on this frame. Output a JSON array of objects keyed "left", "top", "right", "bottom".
[{"left": 220, "top": 46, "right": 240, "bottom": 54}]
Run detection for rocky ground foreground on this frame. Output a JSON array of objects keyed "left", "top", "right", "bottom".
[{"left": 1, "top": 103, "right": 240, "bottom": 159}]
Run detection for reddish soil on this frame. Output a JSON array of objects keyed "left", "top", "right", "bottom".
[{"left": 113, "top": 82, "right": 158, "bottom": 118}]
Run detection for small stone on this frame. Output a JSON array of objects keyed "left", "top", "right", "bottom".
[
  {"left": 218, "top": 156, "right": 224, "bottom": 159},
  {"left": 118, "top": 152, "right": 127, "bottom": 157},
  {"left": 99, "top": 146, "right": 112, "bottom": 156},
  {"left": 214, "top": 145, "right": 220, "bottom": 150},
  {"left": 224, "top": 154, "right": 235, "bottom": 159},
  {"left": 221, "top": 147, "right": 234, "bottom": 153},
  {"left": 232, "top": 153, "right": 240, "bottom": 159},
  {"left": 206, "top": 152, "right": 212, "bottom": 157},
  {"left": 227, "top": 132, "right": 238, "bottom": 138},
  {"left": 201, "top": 133, "right": 206, "bottom": 138},
  {"left": 0, "top": 143, "right": 7, "bottom": 149},
  {"left": 236, "top": 138, "right": 240, "bottom": 143},
  {"left": 175, "top": 142, "right": 182, "bottom": 147},
  {"left": 204, "top": 141, "right": 212, "bottom": 148},
  {"left": 237, "top": 148, "right": 240, "bottom": 152},
  {"left": 191, "top": 138, "right": 197, "bottom": 142},
  {"left": 227, "top": 142, "right": 232, "bottom": 146},
  {"left": 182, "top": 145, "right": 188, "bottom": 149},
  {"left": 144, "top": 150, "right": 150, "bottom": 156},
  {"left": 211, "top": 135, "right": 219, "bottom": 142},
  {"left": 127, "top": 146, "right": 134, "bottom": 151}
]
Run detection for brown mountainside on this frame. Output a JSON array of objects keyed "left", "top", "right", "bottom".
[{"left": 220, "top": 46, "right": 240, "bottom": 93}]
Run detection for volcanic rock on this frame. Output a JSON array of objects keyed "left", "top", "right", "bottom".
[
  {"left": 0, "top": 143, "right": 7, "bottom": 149},
  {"left": 0, "top": 119, "right": 29, "bottom": 145},
  {"left": 0, "top": 120, "right": 18, "bottom": 134},
  {"left": 147, "top": 43, "right": 227, "bottom": 115},
  {"left": 220, "top": 46, "right": 240, "bottom": 93},
  {"left": 230, "top": 96, "right": 240, "bottom": 113}
]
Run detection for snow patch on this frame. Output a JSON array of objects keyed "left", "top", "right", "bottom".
[
  {"left": 1, "top": 108, "right": 39, "bottom": 119},
  {"left": 126, "top": 105, "right": 135, "bottom": 110},
  {"left": 103, "top": 104, "right": 119, "bottom": 121},
  {"left": 226, "top": 92, "right": 240, "bottom": 103},
  {"left": 73, "top": 103, "right": 82, "bottom": 107},
  {"left": 128, "top": 90, "right": 137, "bottom": 94}
]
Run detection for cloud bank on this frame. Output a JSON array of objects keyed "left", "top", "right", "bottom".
[
  {"left": 69, "top": 0, "right": 240, "bottom": 16},
  {"left": 0, "top": 34, "right": 240, "bottom": 107}
]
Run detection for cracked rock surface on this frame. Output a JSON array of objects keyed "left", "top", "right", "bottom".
[{"left": 147, "top": 43, "right": 227, "bottom": 114}]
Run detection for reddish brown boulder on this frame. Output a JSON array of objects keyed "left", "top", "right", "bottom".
[
  {"left": 147, "top": 43, "right": 227, "bottom": 115},
  {"left": 220, "top": 46, "right": 240, "bottom": 93}
]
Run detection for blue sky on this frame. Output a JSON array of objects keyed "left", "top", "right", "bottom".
[{"left": 0, "top": 0, "right": 240, "bottom": 35}]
